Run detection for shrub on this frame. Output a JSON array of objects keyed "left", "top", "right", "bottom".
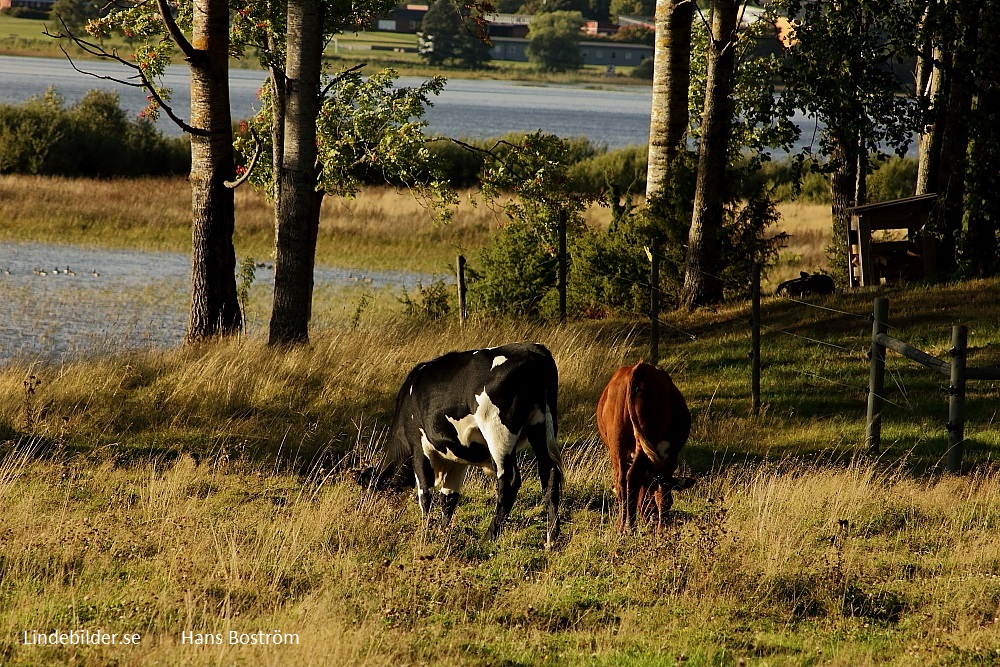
[
  {"left": 0, "top": 88, "right": 189, "bottom": 177},
  {"left": 567, "top": 144, "right": 647, "bottom": 197},
  {"left": 867, "top": 157, "right": 917, "bottom": 203},
  {"left": 630, "top": 57, "right": 654, "bottom": 80},
  {"left": 2, "top": 6, "right": 50, "bottom": 18}
]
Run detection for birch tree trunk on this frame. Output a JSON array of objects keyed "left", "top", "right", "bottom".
[
  {"left": 679, "top": 0, "right": 737, "bottom": 309},
  {"left": 268, "top": 0, "right": 325, "bottom": 345},
  {"left": 184, "top": 0, "right": 242, "bottom": 340},
  {"left": 646, "top": 0, "right": 693, "bottom": 199}
]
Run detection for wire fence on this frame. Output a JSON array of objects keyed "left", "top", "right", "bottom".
[{"left": 452, "top": 236, "right": 996, "bottom": 472}]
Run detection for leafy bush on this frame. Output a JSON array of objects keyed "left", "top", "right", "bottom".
[
  {"left": 867, "top": 157, "right": 917, "bottom": 202},
  {"left": 1, "top": 6, "right": 50, "bottom": 18},
  {"left": 630, "top": 57, "right": 655, "bottom": 80},
  {"left": 567, "top": 144, "right": 647, "bottom": 197},
  {"left": 398, "top": 280, "right": 453, "bottom": 320},
  {"left": 0, "top": 88, "right": 189, "bottom": 177},
  {"left": 573, "top": 155, "right": 787, "bottom": 315}
]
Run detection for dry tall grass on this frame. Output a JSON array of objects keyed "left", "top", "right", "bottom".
[
  {"left": 0, "top": 176, "right": 498, "bottom": 273},
  {"left": 771, "top": 202, "right": 833, "bottom": 286},
  {"left": 3, "top": 274, "right": 1000, "bottom": 664},
  {"left": 2, "top": 441, "right": 1000, "bottom": 665}
]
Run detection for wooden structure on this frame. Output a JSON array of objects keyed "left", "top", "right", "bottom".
[
  {"left": 866, "top": 297, "right": 1000, "bottom": 473},
  {"left": 847, "top": 194, "right": 937, "bottom": 287}
]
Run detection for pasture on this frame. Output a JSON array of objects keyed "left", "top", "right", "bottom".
[{"left": 2, "top": 176, "right": 1000, "bottom": 665}]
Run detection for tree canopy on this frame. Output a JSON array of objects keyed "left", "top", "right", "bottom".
[
  {"left": 526, "top": 11, "right": 584, "bottom": 72},
  {"left": 417, "top": 0, "right": 492, "bottom": 69}
]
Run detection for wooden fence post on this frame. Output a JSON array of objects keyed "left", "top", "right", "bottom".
[
  {"left": 456, "top": 255, "right": 467, "bottom": 324},
  {"left": 946, "top": 325, "right": 968, "bottom": 474},
  {"left": 557, "top": 210, "right": 567, "bottom": 325},
  {"left": 866, "top": 297, "right": 889, "bottom": 454},
  {"left": 751, "top": 263, "right": 761, "bottom": 415},
  {"left": 649, "top": 237, "right": 660, "bottom": 366}
]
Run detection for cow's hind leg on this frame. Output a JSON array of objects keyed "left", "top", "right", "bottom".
[
  {"left": 440, "top": 464, "right": 468, "bottom": 526},
  {"left": 413, "top": 452, "right": 435, "bottom": 531},
  {"left": 624, "top": 451, "right": 652, "bottom": 531},
  {"left": 525, "top": 419, "right": 562, "bottom": 547},
  {"left": 487, "top": 454, "right": 522, "bottom": 541}
]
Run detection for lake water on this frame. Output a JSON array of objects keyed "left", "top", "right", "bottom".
[
  {"left": 0, "top": 241, "right": 434, "bottom": 366},
  {"left": 0, "top": 55, "right": 655, "bottom": 148}
]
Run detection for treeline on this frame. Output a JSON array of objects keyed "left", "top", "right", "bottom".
[
  {"left": 0, "top": 89, "right": 189, "bottom": 177},
  {"left": 0, "top": 89, "right": 919, "bottom": 205}
]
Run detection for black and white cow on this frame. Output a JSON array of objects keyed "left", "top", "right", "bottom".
[{"left": 385, "top": 342, "right": 562, "bottom": 547}]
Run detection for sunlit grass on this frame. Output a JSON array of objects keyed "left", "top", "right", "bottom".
[
  {"left": 0, "top": 176, "right": 497, "bottom": 273},
  {"left": 3, "top": 172, "right": 1000, "bottom": 664}
]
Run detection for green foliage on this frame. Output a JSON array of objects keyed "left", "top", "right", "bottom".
[
  {"left": 0, "top": 88, "right": 188, "bottom": 177},
  {"left": 572, "top": 154, "right": 787, "bottom": 314},
  {"left": 50, "top": 0, "right": 102, "bottom": 33},
  {"left": 417, "top": 0, "right": 491, "bottom": 69},
  {"left": 750, "top": 156, "right": 917, "bottom": 205},
  {"left": 609, "top": 0, "right": 654, "bottom": 19},
  {"left": 764, "top": 1, "right": 921, "bottom": 162},
  {"left": 866, "top": 157, "right": 917, "bottom": 203},
  {"left": 609, "top": 23, "right": 654, "bottom": 45},
  {"left": 467, "top": 217, "right": 563, "bottom": 317},
  {"left": 2, "top": 5, "right": 50, "bottom": 18},
  {"left": 526, "top": 11, "right": 584, "bottom": 72},
  {"left": 235, "top": 68, "right": 457, "bottom": 222},
  {"left": 470, "top": 132, "right": 597, "bottom": 317},
  {"left": 629, "top": 56, "right": 653, "bottom": 80},
  {"left": 398, "top": 280, "right": 453, "bottom": 319},
  {"left": 236, "top": 257, "right": 257, "bottom": 317},
  {"left": 566, "top": 144, "right": 647, "bottom": 198}
]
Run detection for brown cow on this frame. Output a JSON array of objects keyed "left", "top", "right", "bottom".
[{"left": 597, "top": 361, "right": 694, "bottom": 531}]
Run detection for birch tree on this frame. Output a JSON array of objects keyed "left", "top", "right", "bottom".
[{"left": 53, "top": 0, "right": 243, "bottom": 340}]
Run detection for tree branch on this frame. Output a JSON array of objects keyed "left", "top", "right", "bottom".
[
  {"left": 226, "top": 128, "right": 262, "bottom": 188},
  {"left": 44, "top": 15, "right": 208, "bottom": 136},
  {"left": 320, "top": 62, "right": 367, "bottom": 99},
  {"left": 155, "top": 0, "right": 198, "bottom": 62}
]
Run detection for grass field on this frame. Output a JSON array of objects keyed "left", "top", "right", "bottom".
[
  {"left": 0, "top": 175, "right": 827, "bottom": 286},
  {"left": 0, "top": 14, "right": 649, "bottom": 83},
  {"left": 4, "top": 173, "right": 1000, "bottom": 665}
]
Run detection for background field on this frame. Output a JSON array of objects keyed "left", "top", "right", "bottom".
[
  {"left": 0, "top": 175, "right": 828, "bottom": 287},
  {"left": 0, "top": 14, "right": 649, "bottom": 82}
]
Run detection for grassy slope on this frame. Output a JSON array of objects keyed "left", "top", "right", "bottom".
[
  {"left": 2, "top": 276, "right": 1000, "bottom": 665},
  {"left": 0, "top": 14, "right": 650, "bottom": 83}
]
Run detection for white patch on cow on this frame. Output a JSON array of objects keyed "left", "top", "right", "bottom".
[
  {"left": 474, "top": 389, "right": 518, "bottom": 478},
  {"left": 440, "top": 465, "right": 469, "bottom": 495},
  {"left": 491, "top": 355, "right": 508, "bottom": 369},
  {"left": 409, "top": 383, "right": 414, "bottom": 395},
  {"left": 420, "top": 428, "right": 464, "bottom": 464},
  {"left": 655, "top": 439, "right": 673, "bottom": 461},
  {"left": 446, "top": 413, "right": 486, "bottom": 450}
]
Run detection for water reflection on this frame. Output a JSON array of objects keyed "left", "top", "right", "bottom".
[{"left": 0, "top": 241, "right": 432, "bottom": 366}]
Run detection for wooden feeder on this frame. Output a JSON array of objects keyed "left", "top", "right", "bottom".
[{"left": 847, "top": 193, "right": 938, "bottom": 287}]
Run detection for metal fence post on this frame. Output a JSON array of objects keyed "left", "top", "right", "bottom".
[
  {"left": 866, "top": 298, "right": 889, "bottom": 454},
  {"left": 946, "top": 325, "right": 968, "bottom": 474},
  {"left": 456, "top": 255, "right": 467, "bottom": 324},
  {"left": 751, "top": 263, "right": 761, "bottom": 416},
  {"left": 649, "top": 237, "right": 660, "bottom": 366}
]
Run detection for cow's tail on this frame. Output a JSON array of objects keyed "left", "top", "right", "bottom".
[{"left": 625, "top": 365, "right": 660, "bottom": 465}]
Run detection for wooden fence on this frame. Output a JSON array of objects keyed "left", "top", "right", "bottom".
[{"left": 865, "top": 297, "right": 1000, "bottom": 473}]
